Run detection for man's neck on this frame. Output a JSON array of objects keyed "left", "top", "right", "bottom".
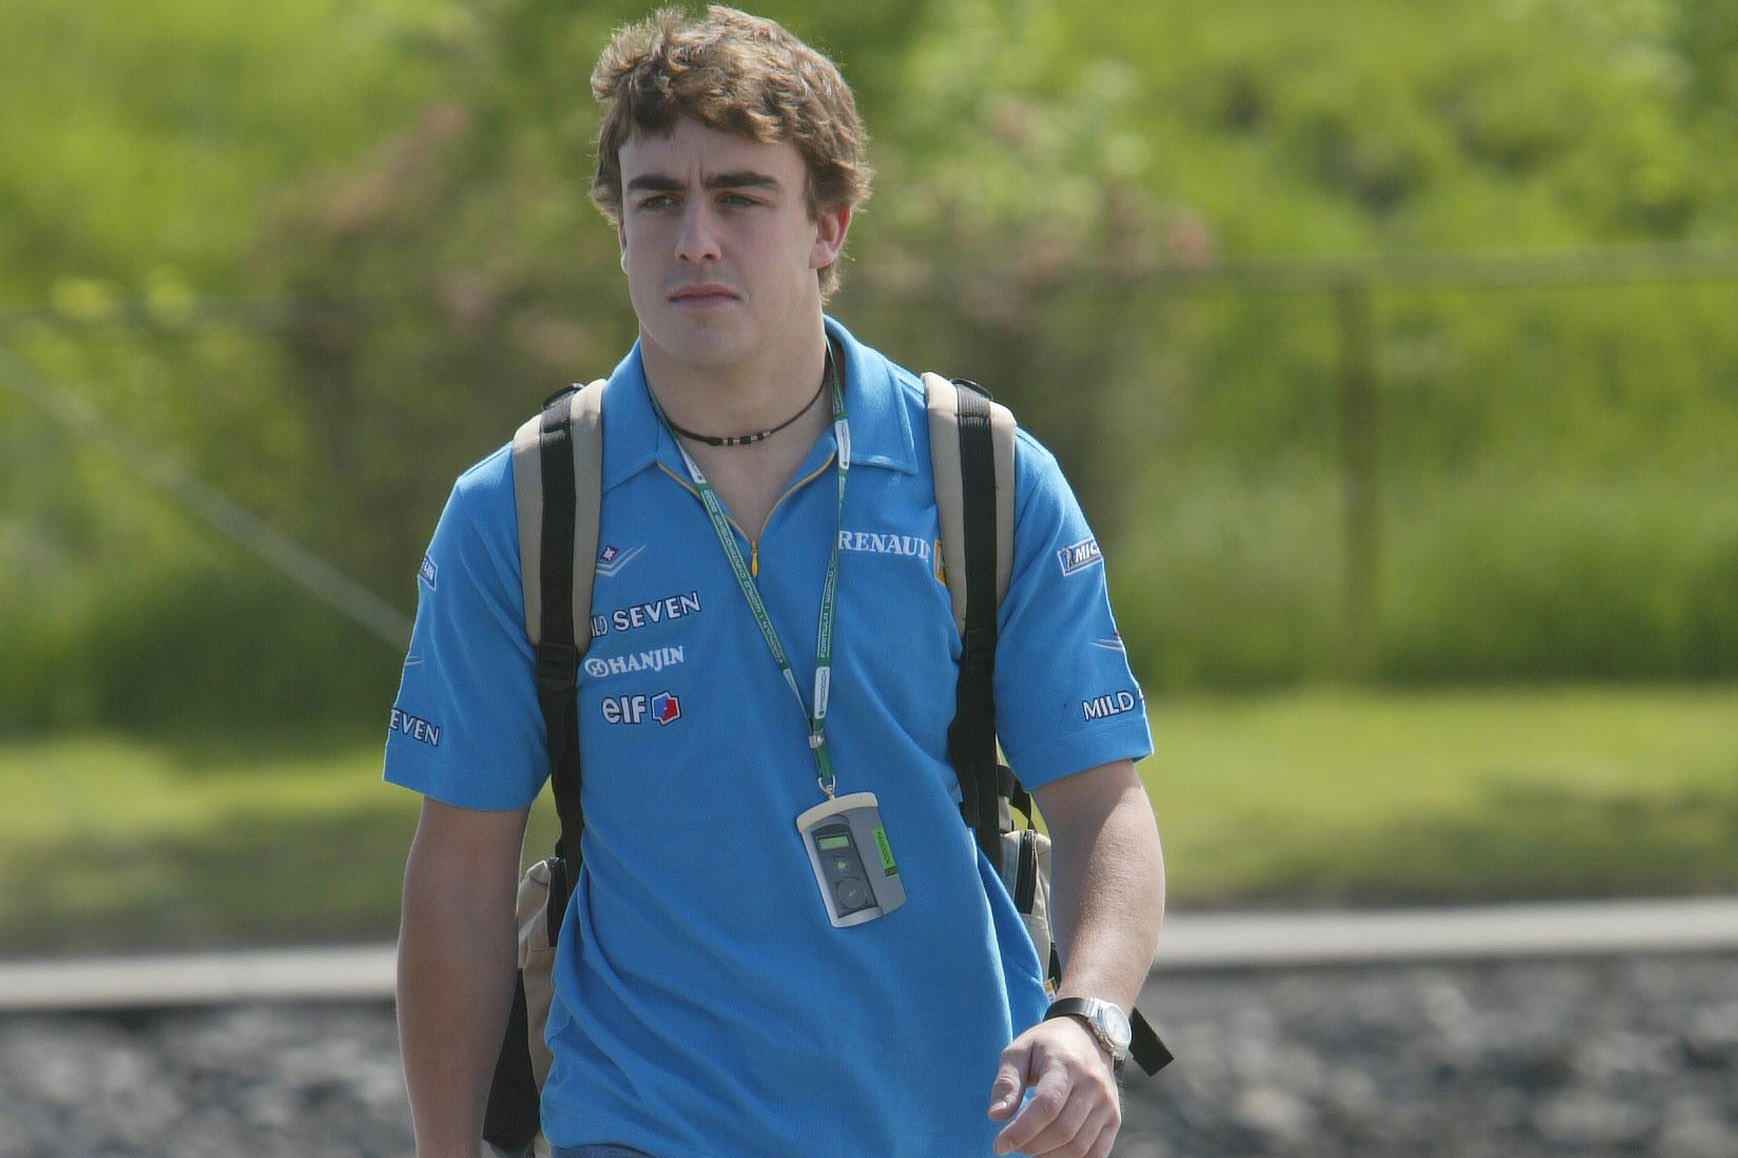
[
  {"left": 640, "top": 318, "right": 830, "bottom": 440},
  {"left": 642, "top": 317, "right": 837, "bottom": 538}
]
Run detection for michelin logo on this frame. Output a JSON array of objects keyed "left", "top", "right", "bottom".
[
  {"left": 390, "top": 706, "right": 442, "bottom": 746},
  {"left": 601, "top": 691, "right": 682, "bottom": 726},
  {"left": 1058, "top": 537, "right": 1103, "bottom": 577},
  {"left": 1081, "top": 690, "right": 1139, "bottom": 722},
  {"left": 585, "top": 646, "right": 685, "bottom": 679}
]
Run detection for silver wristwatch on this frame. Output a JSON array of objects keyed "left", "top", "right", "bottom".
[{"left": 1044, "top": 997, "right": 1132, "bottom": 1065}]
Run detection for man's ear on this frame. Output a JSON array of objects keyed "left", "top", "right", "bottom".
[
  {"left": 810, "top": 204, "right": 852, "bottom": 270},
  {"left": 618, "top": 223, "right": 629, "bottom": 273}
]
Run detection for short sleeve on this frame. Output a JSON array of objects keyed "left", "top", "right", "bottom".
[
  {"left": 382, "top": 446, "right": 548, "bottom": 810},
  {"left": 991, "top": 431, "right": 1152, "bottom": 788}
]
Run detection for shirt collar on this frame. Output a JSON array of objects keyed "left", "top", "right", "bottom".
[
  {"left": 826, "top": 315, "right": 918, "bottom": 476},
  {"left": 599, "top": 344, "right": 679, "bottom": 492},
  {"left": 601, "top": 315, "right": 917, "bottom": 492}
]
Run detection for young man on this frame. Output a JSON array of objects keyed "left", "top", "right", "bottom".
[{"left": 387, "top": 8, "right": 1164, "bottom": 1158}]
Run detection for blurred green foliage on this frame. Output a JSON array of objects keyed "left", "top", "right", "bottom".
[
  {"left": 5, "top": 686, "right": 1736, "bottom": 953},
  {"left": 2, "top": 0, "right": 1737, "bottom": 730}
]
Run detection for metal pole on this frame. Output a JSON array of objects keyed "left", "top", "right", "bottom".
[{"left": 1336, "top": 281, "right": 1379, "bottom": 678}]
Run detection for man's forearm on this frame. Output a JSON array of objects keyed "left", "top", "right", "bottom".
[
  {"left": 397, "top": 840, "right": 522, "bottom": 1158},
  {"left": 1041, "top": 764, "right": 1165, "bottom": 1013},
  {"left": 986, "top": 764, "right": 1162, "bottom": 1156}
]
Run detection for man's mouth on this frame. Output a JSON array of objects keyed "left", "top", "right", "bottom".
[{"left": 668, "top": 284, "right": 739, "bottom": 305}]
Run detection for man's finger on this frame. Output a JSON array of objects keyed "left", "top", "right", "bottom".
[
  {"left": 1083, "top": 1116, "right": 1119, "bottom": 1158},
  {"left": 987, "top": 1037, "right": 1035, "bottom": 1121},
  {"left": 1011, "top": 1083, "right": 1097, "bottom": 1158},
  {"left": 993, "top": 1060, "right": 1072, "bottom": 1154}
]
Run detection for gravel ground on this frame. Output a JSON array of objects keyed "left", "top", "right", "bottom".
[{"left": 1, "top": 952, "right": 1732, "bottom": 1157}]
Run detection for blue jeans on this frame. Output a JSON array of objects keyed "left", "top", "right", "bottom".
[{"left": 553, "top": 1147, "right": 655, "bottom": 1158}]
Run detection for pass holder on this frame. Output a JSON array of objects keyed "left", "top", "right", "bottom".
[{"left": 796, "top": 791, "right": 906, "bottom": 927}]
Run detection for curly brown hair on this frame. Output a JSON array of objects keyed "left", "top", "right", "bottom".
[{"left": 590, "top": 6, "right": 872, "bottom": 296}]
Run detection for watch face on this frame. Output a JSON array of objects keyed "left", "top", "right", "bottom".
[{"left": 1098, "top": 1002, "right": 1133, "bottom": 1052}]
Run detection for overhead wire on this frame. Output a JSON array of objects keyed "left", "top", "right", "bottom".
[{"left": 0, "top": 345, "right": 412, "bottom": 650}]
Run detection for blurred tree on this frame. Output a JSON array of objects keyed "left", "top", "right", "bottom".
[{"left": 6, "top": 0, "right": 1738, "bottom": 727}]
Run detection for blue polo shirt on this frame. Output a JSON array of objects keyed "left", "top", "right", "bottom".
[{"left": 385, "top": 318, "right": 1151, "bottom": 1156}]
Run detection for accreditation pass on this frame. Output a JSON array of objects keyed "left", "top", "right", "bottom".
[{"left": 795, "top": 791, "right": 906, "bottom": 927}]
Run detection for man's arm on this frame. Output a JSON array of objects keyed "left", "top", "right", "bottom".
[
  {"left": 397, "top": 796, "right": 532, "bottom": 1158},
  {"left": 988, "top": 758, "right": 1164, "bottom": 1158}
]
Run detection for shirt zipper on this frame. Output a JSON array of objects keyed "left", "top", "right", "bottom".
[{"left": 658, "top": 451, "right": 838, "bottom": 577}]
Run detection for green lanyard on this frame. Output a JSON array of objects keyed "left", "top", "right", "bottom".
[{"left": 661, "top": 360, "right": 850, "bottom": 799}]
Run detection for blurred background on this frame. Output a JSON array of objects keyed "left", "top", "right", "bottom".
[{"left": 1, "top": 0, "right": 1736, "bottom": 1153}]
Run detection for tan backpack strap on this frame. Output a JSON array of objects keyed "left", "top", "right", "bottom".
[
  {"left": 923, "top": 372, "right": 1016, "bottom": 635},
  {"left": 511, "top": 379, "right": 607, "bottom": 648}
]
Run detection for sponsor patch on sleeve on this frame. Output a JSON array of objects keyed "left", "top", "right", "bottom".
[
  {"left": 418, "top": 555, "right": 438, "bottom": 591},
  {"left": 1081, "top": 690, "right": 1140, "bottom": 721},
  {"left": 390, "top": 706, "right": 442, "bottom": 747},
  {"left": 1057, "top": 537, "right": 1103, "bottom": 576}
]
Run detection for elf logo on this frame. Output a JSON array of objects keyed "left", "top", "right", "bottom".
[
  {"left": 1081, "top": 690, "right": 1139, "bottom": 721},
  {"left": 600, "top": 691, "right": 683, "bottom": 726}
]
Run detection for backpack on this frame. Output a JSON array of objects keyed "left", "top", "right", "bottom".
[{"left": 481, "top": 373, "right": 1171, "bottom": 1158}]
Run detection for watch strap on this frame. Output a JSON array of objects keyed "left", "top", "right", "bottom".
[
  {"left": 1043, "top": 998, "right": 1127, "bottom": 1060},
  {"left": 1129, "top": 1008, "right": 1173, "bottom": 1075}
]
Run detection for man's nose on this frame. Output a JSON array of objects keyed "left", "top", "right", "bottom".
[{"left": 675, "top": 202, "right": 722, "bottom": 263}]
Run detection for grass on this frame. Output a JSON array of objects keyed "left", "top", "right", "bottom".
[
  {"left": 2, "top": 685, "right": 1736, "bottom": 957},
  {"left": 1145, "top": 685, "right": 1738, "bottom": 906},
  {"left": 1112, "top": 461, "right": 1738, "bottom": 689},
  {"left": 0, "top": 728, "right": 419, "bottom": 956}
]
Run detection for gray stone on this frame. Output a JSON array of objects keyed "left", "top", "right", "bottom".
[
  {"left": 1531, "top": 1090, "right": 1656, "bottom": 1148},
  {"left": 1658, "top": 1094, "right": 1738, "bottom": 1158},
  {"left": 1233, "top": 1084, "right": 1317, "bottom": 1146},
  {"left": 1685, "top": 1002, "right": 1738, "bottom": 1067},
  {"left": 3, "top": 953, "right": 1737, "bottom": 1156}
]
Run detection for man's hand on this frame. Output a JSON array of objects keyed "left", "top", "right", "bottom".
[{"left": 987, "top": 1014, "right": 1120, "bottom": 1158}]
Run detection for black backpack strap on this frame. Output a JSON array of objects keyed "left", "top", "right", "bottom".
[
  {"left": 535, "top": 387, "right": 585, "bottom": 899},
  {"left": 923, "top": 372, "right": 1175, "bottom": 1078},
  {"left": 489, "top": 381, "right": 604, "bottom": 1156},
  {"left": 947, "top": 380, "right": 1005, "bottom": 860},
  {"left": 924, "top": 371, "right": 1018, "bottom": 855},
  {"left": 510, "top": 380, "right": 607, "bottom": 911}
]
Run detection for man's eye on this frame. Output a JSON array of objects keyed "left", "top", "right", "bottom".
[
  {"left": 720, "top": 193, "right": 759, "bottom": 207},
  {"left": 638, "top": 194, "right": 676, "bottom": 211}
]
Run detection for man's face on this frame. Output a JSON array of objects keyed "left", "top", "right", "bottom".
[{"left": 616, "top": 117, "right": 848, "bottom": 378}]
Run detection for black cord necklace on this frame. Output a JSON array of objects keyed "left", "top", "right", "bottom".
[{"left": 659, "top": 346, "right": 836, "bottom": 448}]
